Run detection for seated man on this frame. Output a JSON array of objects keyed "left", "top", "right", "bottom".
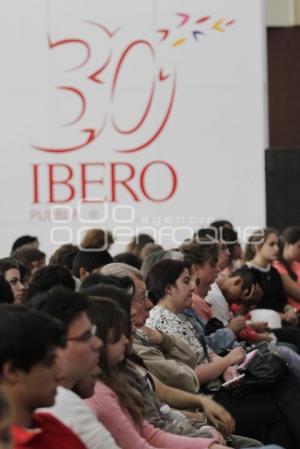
[{"left": 0, "top": 304, "right": 87, "bottom": 449}]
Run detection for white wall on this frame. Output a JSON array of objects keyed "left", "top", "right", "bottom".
[{"left": 0, "top": 0, "right": 267, "bottom": 256}]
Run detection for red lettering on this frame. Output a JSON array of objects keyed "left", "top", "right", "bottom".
[
  {"left": 32, "top": 164, "right": 40, "bottom": 204},
  {"left": 140, "top": 161, "right": 177, "bottom": 202},
  {"left": 81, "top": 163, "right": 107, "bottom": 203},
  {"left": 48, "top": 164, "right": 75, "bottom": 203},
  {"left": 110, "top": 163, "right": 140, "bottom": 202}
]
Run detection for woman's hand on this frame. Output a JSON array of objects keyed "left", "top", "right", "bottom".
[
  {"left": 200, "top": 395, "right": 235, "bottom": 435},
  {"left": 200, "top": 426, "right": 225, "bottom": 445},
  {"left": 222, "top": 366, "right": 238, "bottom": 382},
  {"left": 228, "top": 316, "right": 246, "bottom": 334},
  {"left": 141, "top": 326, "right": 163, "bottom": 344},
  {"left": 226, "top": 346, "right": 246, "bottom": 365}
]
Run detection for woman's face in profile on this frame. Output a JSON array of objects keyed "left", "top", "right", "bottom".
[{"left": 169, "top": 268, "right": 194, "bottom": 312}]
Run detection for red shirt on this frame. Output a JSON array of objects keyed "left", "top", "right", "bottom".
[{"left": 12, "top": 412, "right": 87, "bottom": 449}]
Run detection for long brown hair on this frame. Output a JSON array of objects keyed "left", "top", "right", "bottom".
[
  {"left": 244, "top": 228, "right": 279, "bottom": 262},
  {"left": 88, "top": 296, "right": 145, "bottom": 425},
  {"left": 278, "top": 226, "right": 300, "bottom": 281}
]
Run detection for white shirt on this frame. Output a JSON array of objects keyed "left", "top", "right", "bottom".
[
  {"left": 40, "top": 386, "right": 121, "bottom": 449},
  {"left": 205, "top": 282, "right": 231, "bottom": 326}
]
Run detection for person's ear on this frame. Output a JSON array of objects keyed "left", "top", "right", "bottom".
[
  {"left": 79, "top": 267, "right": 89, "bottom": 281},
  {"left": 233, "top": 277, "right": 242, "bottom": 287},
  {"left": 164, "top": 284, "right": 173, "bottom": 296},
  {"left": 2, "top": 361, "right": 22, "bottom": 384}
]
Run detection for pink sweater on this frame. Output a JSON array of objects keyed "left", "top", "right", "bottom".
[{"left": 86, "top": 381, "right": 217, "bottom": 449}]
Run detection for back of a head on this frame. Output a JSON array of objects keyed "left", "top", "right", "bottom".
[
  {"left": 282, "top": 226, "right": 300, "bottom": 245},
  {"left": 27, "top": 285, "right": 88, "bottom": 330},
  {"left": 86, "top": 284, "right": 132, "bottom": 316},
  {"left": 146, "top": 259, "right": 186, "bottom": 305},
  {"left": 72, "top": 249, "right": 113, "bottom": 279},
  {"left": 12, "top": 247, "right": 46, "bottom": 271},
  {"left": 0, "top": 304, "right": 65, "bottom": 373},
  {"left": 80, "top": 229, "right": 114, "bottom": 250},
  {"left": 139, "top": 243, "right": 164, "bottom": 262},
  {"left": 210, "top": 219, "right": 233, "bottom": 230},
  {"left": 49, "top": 244, "right": 79, "bottom": 271},
  {"left": 11, "top": 235, "right": 38, "bottom": 254},
  {"left": 80, "top": 272, "right": 135, "bottom": 298},
  {"left": 180, "top": 240, "right": 219, "bottom": 268},
  {"left": 26, "top": 265, "right": 76, "bottom": 301},
  {"left": 195, "top": 227, "right": 218, "bottom": 242},
  {"left": 140, "top": 250, "right": 167, "bottom": 280},
  {"left": 230, "top": 267, "right": 261, "bottom": 292},
  {"left": 140, "top": 249, "right": 183, "bottom": 280},
  {"left": 126, "top": 233, "right": 155, "bottom": 257},
  {"left": 113, "top": 252, "right": 141, "bottom": 270},
  {"left": 81, "top": 228, "right": 114, "bottom": 250}
]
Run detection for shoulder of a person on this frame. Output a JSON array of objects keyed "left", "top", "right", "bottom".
[
  {"left": 94, "top": 380, "right": 117, "bottom": 398},
  {"left": 273, "top": 260, "right": 287, "bottom": 273},
  {"left": 33, "top": 412, "right": 71, "bottom": 430}
]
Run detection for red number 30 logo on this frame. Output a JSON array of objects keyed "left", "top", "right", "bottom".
[{"left": 32, "top": 21, "right": 176, "bottom": 154}]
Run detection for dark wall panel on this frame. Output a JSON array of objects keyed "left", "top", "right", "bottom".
[
  {"left": 268, "top": 27, "right": 300, "bottom": 146},
  {"left": 265, "top": 148, "right": 300, "bottom": 231}
]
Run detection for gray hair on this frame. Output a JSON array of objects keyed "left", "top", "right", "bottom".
[{"left": 100, "top": 262, "right": 143, "bottom": 281}]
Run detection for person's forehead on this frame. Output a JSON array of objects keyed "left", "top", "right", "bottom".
[
  {"left": 178, "top": 268, "right": 189, "bottom": 278},
  {"left": 68, "top": 311, "right": 91, "bottom": 334},
  {"left": 5, "top": 268, "right": 20, "bottom": 279}
]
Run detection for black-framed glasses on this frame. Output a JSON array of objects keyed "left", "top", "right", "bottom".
[{"left": 67, "top": 324, "right": 97, "bottom": 343}]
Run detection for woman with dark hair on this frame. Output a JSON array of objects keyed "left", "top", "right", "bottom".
[
  {"left": 0, "top": 258, "right": 26, "bottom": 304},
  {"left": 86, "top": 297, "right": 228, "bottom": 449},
  {"left": 273, "top": 226, "right": 300, "bottom": 311}
]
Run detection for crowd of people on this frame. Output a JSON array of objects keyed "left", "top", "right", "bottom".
[{"left": 0, "top": 221, "right": 300, "bottom": 449}]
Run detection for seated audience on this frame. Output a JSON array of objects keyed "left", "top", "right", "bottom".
[
  {"left": 146, "top": 259, "right": 300, "bottom": 447},
  {"left": 86, "top": 297, "right": 228, "bottom": 449}
]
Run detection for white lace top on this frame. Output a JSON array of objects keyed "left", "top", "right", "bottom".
[{"left": 146, "top": 305, "right": 212, "bottom": 365}]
